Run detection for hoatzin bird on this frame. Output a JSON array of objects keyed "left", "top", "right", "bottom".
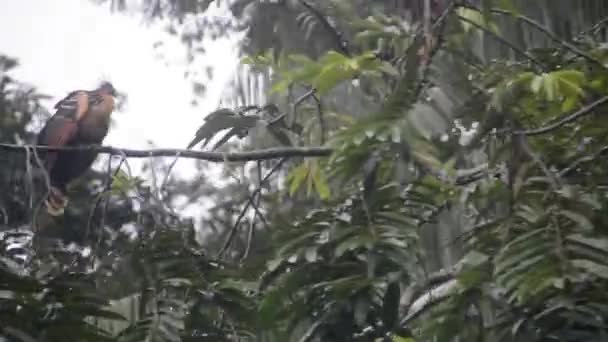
[{"left": 36, "top": 81, "right": 117, "bottom": 216}]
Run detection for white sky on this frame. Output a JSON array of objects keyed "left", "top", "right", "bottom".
[{"left": 0, "top": 0, "right": 241, "bottom": 180}]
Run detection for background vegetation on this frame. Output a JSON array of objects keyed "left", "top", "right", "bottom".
[{"left": 2, "top": 0, "right": 608, "bottom": 341}]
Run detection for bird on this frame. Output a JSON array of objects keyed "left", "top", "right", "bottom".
[{"left": 36, "top": 81, "right": 118, "bottom": 216}]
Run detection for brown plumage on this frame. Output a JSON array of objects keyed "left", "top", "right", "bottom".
[{"left": 36, "top": 81, "right": 117, "bottom": 215}]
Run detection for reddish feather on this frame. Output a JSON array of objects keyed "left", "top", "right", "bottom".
[{"left": 41, "top": 119, "right": 79, "bottom": 170}]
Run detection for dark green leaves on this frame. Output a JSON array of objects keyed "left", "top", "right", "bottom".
[{"left": 187, "top": 108, "right": 259, "bottom": 150}]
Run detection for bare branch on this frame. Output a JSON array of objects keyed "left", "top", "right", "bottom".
[
  {"left": 456, "top": 14, "right": 545, "bottom": 71},
  {"left": 488, "top": 8, "right": 606, "bottom": 69},
  {"left": 217, "top": 159, "right": 286, "bottom": 258},
  {"left": 559, "top": 145, "right": 608, "bottom": 177},
  {"left": 0, "top": 143, "right": 333, "bottom": 162},
  {"left": 577, "top": 16, "right": 608, "bottom": 38},
  {"left": 268, "top": 87, "right": 317, "bottom": 128},
  {"left": 241, "top": 161, "right": 264, "bottom": 262},
  {"left": 518, "top": 134, "right": 561, "bottom": 189}
]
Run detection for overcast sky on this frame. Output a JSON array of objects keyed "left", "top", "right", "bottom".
[{"left": 0, "top": 0, "right": 240, "bottom": 180}]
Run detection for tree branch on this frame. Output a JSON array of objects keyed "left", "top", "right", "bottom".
[
  {"left": 559, "top": 145, "right": 608, "bottom": 177},
  {"left": 0, "top": 143, "right": 333, "bottom": 162},
  {"left": 1, "top": 143, "right": 501, "bottom": 187},
  {"left": 515, "top": 96, "right": 608, "bottom": 136},
  {"left": 217, "top": 158, "right": 286, "bottom": 258},
  {"left": 296, "top": 0, "right": 350, "bottom": 56},
  {"left": 456, "top": 14, "right": 546, "bottom": 71},
  {"left": 576, "top": 16, "right": 608, "bottom": 39},
  {"left": 460, "top": 5, "right": 607, "bottom": 69}
]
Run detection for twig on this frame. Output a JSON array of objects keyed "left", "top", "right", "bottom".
[
  {"left": 30, "top": 147, "right": 52, "bottom": 232},
  {"left": 456, "top": 14, "right": 545, "bottom": 71},
  {"left": 0, "top": 143, "right": 333, "bottom": 161},
  {"left": 518, "top": 135, "right": 561, "bottom": 189},
  {"left": 559, "top": 145, "right": 608, "bottom": 177},
  {"left": 576, "top": 16, "right": 608, "bottom": 39},
  {"left": 515, "top": 96, "right": 608, "bottom": 136},
  {"left": 85, "top": 153, "right": 127, "bottom": 243},
  {"left": 159, "top": 151, "right": 182, "bottom": 198},
  {"left": 311, "top": 94, "right": 325, "bottom": 144},
  {"left": 23, "top": 146, "right": 34, "bottom": 212},
  {"left": 241, "top": 161, "right": 263, "bottom": 262},
  {"left": 216, "top": 158, "right": 286, "bottom": 258},
  {"left": 245, "top": 194, "right": 269, "bottom": 229},
  {"left": 487, "top": 8, "right": 606, "bottom": 69},
  {"left": 411, "top": 0, "right": 455, "bottom": 100},
  {"left": 296, "top": 0, "right": 349, "bottom": 56},
  {"left": 268, "top": 88, "right": 317, "bottom": 127}
]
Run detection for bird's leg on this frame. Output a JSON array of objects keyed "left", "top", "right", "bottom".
[
  {"left": 50, "top": 186, "right": 68, "bottom": 207},
  {"left": 45, "top": 186, "right": 69, "bottom": 216}
]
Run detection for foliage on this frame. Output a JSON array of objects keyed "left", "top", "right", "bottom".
[{"left": 2, "top": 0, "right": 608, "bottom": 341}]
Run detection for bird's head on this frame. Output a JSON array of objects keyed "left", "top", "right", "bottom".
[{"left": 98, "top": 81, "right": 118, "bottom": 97}]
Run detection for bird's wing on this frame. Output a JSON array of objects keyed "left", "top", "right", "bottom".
[
  {"left": 53, "top": 90, "right": 104, "bottom": 119},
  {"left": 36, "top": 115, "right": 79, "bottom": 170}
]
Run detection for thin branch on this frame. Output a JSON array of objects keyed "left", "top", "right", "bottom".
[
  {"left": 30, "top": 147, "right": 52, "bottom": 232},
  {"left": 515, "top": 96, "right": 608, "bottom": 136},
  {"left": 412, "top": 0, "right": 455, "bottom": 99},
  {"left": 85, "top": 153, "right": 126, "bottom": 244},
  {"left": 456, "top": 14, "right": 545, "bottom": 71},
  {"left": 217, "top": 158, "right": 286, "bottom": 258},
  {"left": 576, "top": 16, "right": 608, "bottom": 38},
  {"left": 559, "top": 145, "right": 608, "bottom": 177},
  {"left": 311, "top": 94, "right": 325, "bottom": 144},
  {"left": 241, "top": 161, "right": 263, "bottom": 262},
  {"left": 296, "top": 0, "right": 350, "bottom": 56},
  {"left": 269, "top": 87, "right": 316, "bottom": 128},
  {"left": 0, "top": 143, "right": 333, "bottom": 161},
  {"left": 487, "top": 7, "right": 606, "bottom": 69},
  {"left": 518, "top": 135, "right": 561, "bottom": 189},
  {"left": 244, "top": 195, "right": 269, "bottom": 229},
  {"left": 23, "top": 146, "right": 34, "bottom": 212},
  {"left": 159, "top": 151, "right": 182, "bottom": 198}
]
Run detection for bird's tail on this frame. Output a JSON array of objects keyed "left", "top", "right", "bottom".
[{"left": 44, "top": 186, "right": 69, "bottom": 216}]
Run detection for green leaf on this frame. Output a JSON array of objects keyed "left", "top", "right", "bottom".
[
  {"left": 288, "top": 163, "right": 310, "bottom": 196},
  {"left": 530, "top": 74, "right": 543, "bottom": 94},
  {"left": 571, "top": 259, "right": 608, "bottom": 279},
  {"left": 187, "top": 108, "right": 258, "bottom": 149},
  {"left": 312, "top": 168, "right": 331, "bottom": 200},
  {"left": 497, "top": 0, "right": 519, "bottom": 13},
  {"left": 258, "top": 289, "right": 283, "bottom": 327},
  {"left": 335, "top": 234, "right": 373, "bottom": 258},
  {"left": 560, "top": 210, "right": 594, "bottom": 231},
  {"left": 544, "top": 73, "right": 558, "bottom": 100},
  {"left": 567, "top": 234, "right": 608, "bottom": 253},
  {"left": 457, "top": 7, "right": 499, "bottom": 34}
]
